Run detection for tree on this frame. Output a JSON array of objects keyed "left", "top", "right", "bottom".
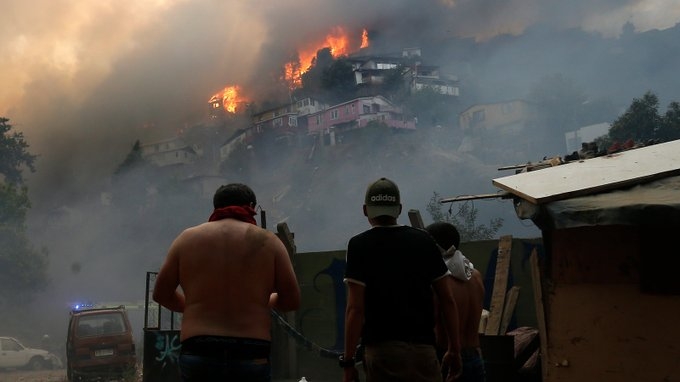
[
  {"left": 114, "top": 140, "right": 144, "bottom": 175},
  {"left": 0, "top": 118, "right": 36, "bottom": 184},
  {"left": 300, "top": 48, "right": 335, "bottom": 97},
  {"left": 0, "top": 119, "right": 48, "bottom": 308},
  {"left": 608, "top": 91, "right": 661, "bottom": 143},
  {"left": 403, "top": 87, "right": 458, "bottom": 127},
  {"left": 658, "top": 101, "right": 680, "bottom": 141},
  {"left": 426, "top": 192, "right": 503, "bottom": 242},
  {"left": 321, "top": 58, "right": 356, "bottom": 102}
]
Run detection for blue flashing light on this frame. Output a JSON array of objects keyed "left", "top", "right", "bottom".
[{"left": 71, "top": 302, "right": 96, "bottom": 311}]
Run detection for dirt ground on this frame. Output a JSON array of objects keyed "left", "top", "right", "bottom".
[
  {"left": 0, "top": 370, "right": 66, "bottom": 382},
  {"left": 0, "top": 370, "right": 142, "bottom": 382},
  {"left": 0, "top": 370, "right": 303, "bottom": 382}
]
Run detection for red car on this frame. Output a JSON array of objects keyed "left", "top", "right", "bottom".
[{"left": 66, "top": 306, "right": 137, "bottom": 381}]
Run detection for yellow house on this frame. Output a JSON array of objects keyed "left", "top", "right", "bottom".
[{"left": 459, "top": 100, "right": 532, "bottom": 132}]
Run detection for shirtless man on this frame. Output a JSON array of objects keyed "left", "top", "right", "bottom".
[
  {"left": 153, "top": 183, "right": 301, "bottom": 382},
  {"left": 426, "top": 222, "right": 487, "bottom": 382}
]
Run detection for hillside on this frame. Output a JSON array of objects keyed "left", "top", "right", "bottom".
[{"left": 224, "top": 124, "right": 540, "bottom": 252}]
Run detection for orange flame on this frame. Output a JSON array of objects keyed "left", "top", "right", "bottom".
[
  {"left": 299, "top": 26, "right": 351, "bottom": 71},
  {"left": 209, "top": 85, "right": 248, "bottom": 113},
  {"left": 360, "top": 28, "right": 369, "bottom": 49},
  {"left": 285, "top": 26, "right": 364, "bottom": 90}
]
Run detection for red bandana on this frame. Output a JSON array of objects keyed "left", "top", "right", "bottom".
[{"left": 208, "top": 205, "right": 257, "bottom": 225}]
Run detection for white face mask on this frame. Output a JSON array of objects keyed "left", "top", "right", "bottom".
[{"left": 442, "top": 245, "right": 474, "bottom": 281}]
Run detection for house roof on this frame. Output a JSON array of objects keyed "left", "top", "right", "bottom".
[
  {"left": 492, "top": 139, "right": 680, "bottom": 205},
  {"left": 492, "top": 139, "right": 680, "bottom": 229}
]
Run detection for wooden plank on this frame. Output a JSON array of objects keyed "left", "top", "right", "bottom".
[
  {"left": 440, "top": 192, "right": 511, "bottom": 203},
  {"left": 499, "top": 286, "right": 520, "bottom": 335},
  {"left": 276, "top": 222, "right": 296, "bottom": 261},
  {"left": 492, "top": 139, "right": 680, "bottom": 204},
  {"left": 274, "top": 222, "right": 297, "bottom": 379},
  {"left": 530, "top": 248, "right": 549, "bottom": 382},
  {"left": 484, "top": 235, "right": 513, "bottom": 335},
  {"left": 407, "top": 209, "right": 425, "bottom": 229}
]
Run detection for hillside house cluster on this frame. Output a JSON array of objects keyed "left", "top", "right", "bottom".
[
  {"left": 142, "top": 47, "right": 457, "bottom": 169},
  {"left": 348, "top": 47, "right": 460, "bottom": 96},
  {"left": 140, "top": 136, "right": 197, "bottom": 168}
]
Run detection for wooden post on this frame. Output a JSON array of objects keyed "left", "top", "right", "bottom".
[
  {"left": 485, "top": 235, "right": 513, "bottom": 336},
  {"left": 530, "top": 248, "right": 549, "bottom": 382},
  {"left": 277, "top": 222, "right": 296, "bottom": 263},
  {"left": 275, "top": 222, "right": 297, "bottom": 378},
  {"left": 407, "top": 209, "right": 425, "bottom": 229},
  {"left": 499, "top": 286, "right": 520, "bottom": 335}
]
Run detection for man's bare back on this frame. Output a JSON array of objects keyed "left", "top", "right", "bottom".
[{"left": 153, "top": 189, "right": 300, "bottom": 343}]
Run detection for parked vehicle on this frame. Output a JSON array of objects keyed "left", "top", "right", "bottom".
[
  {"left": 0, "top": 336, "right": 62, "bottom": 371},
  {"left": 66, "top": 306, "right": 137, "bottom": 381}
]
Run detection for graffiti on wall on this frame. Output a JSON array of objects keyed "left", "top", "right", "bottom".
[
  {"left": 143, "top": 330, "right": 181, "bottom": 382},
  {"left": 312, "top": 257, "right": 347, "bottom": 351}
]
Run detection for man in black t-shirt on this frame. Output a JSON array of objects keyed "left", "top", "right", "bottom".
[{"left": 341, "top": 177, "right": 462, "bottom": 382}]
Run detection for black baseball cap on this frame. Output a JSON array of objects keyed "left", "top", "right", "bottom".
[{"left": 364, "top": 177, "right": 401, "bottom": 218}]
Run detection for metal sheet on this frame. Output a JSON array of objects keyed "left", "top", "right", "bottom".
[{"left": 492, "top": 140, "right": 680, "bottom": 204}]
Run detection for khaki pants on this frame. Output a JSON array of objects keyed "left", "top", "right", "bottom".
[{"left": 363, "top": 341, "right": 442, "bottom": 382}]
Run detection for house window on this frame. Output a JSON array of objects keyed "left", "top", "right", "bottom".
[
  {"left": 273, "top": 118, "right": 283, "bottom": 127},
  {"left": 377, "top": 63, "right": 397, "bottom": 70},
  {"left": 316, "top": 115, "right": 323, "bottom": 125},
  {"left": 363, "top": 105, "right": 371, "bottom": 114},
  {"left": 351, "top": 104, "right": 355, "bottom": 114},
  {"left": 472, "top": 110, "right": 485, "bottom": 123},
  {"left": 289, "top": 116, "right": 297, "bottom": 126},
  {"left": 330, "top": 109, "right": 339, "bottom": 120},
  {"left": 345, "top": 105, "right": 350, "bottom": 115}
]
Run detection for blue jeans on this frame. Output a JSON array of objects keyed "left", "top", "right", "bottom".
[
  {"left": 459, "top": 351, "right": 486, "bottom": 382},
  {"left": 179, "top": 354, "right": 271, "bottom": 382},
  {"left": 178, "top": 336, "right": 272, "bottom": 382}
]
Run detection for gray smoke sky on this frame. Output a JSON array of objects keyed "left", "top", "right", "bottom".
[{"left": 3, "top": 1, "right": 678, "bottom": 191}]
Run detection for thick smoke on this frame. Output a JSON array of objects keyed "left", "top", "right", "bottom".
[{"left": 3, "top": 0, "right": 678, "bottom": 203}]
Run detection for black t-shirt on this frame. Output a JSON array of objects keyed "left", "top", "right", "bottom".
[{"left": 344, "top": 225, "right": 449, "bottom": 345}]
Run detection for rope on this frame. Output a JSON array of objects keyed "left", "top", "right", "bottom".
[{"left": 271, "top": 310, "right": 342, "bottom": 359}]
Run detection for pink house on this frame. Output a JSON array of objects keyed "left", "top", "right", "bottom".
[{"left": 306, "top": 95, "right": 415, "bottom": 136}]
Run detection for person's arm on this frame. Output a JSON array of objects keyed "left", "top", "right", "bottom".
[
  {"left": 432, "top": 275, "right": 462, "bottom": 381},
  {"left": 343, "top": 281, "right": 364, "bottom": 382},
  {"left": 269, "top": 234, "right": 301, "bottom": 312},
  {"left": 152, "top": 235, "right": 186, "bottom": 313}
]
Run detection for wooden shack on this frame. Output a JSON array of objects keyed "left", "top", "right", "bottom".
[{"left": 492, "top": 139, "right": 680, "bottom": 381}]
